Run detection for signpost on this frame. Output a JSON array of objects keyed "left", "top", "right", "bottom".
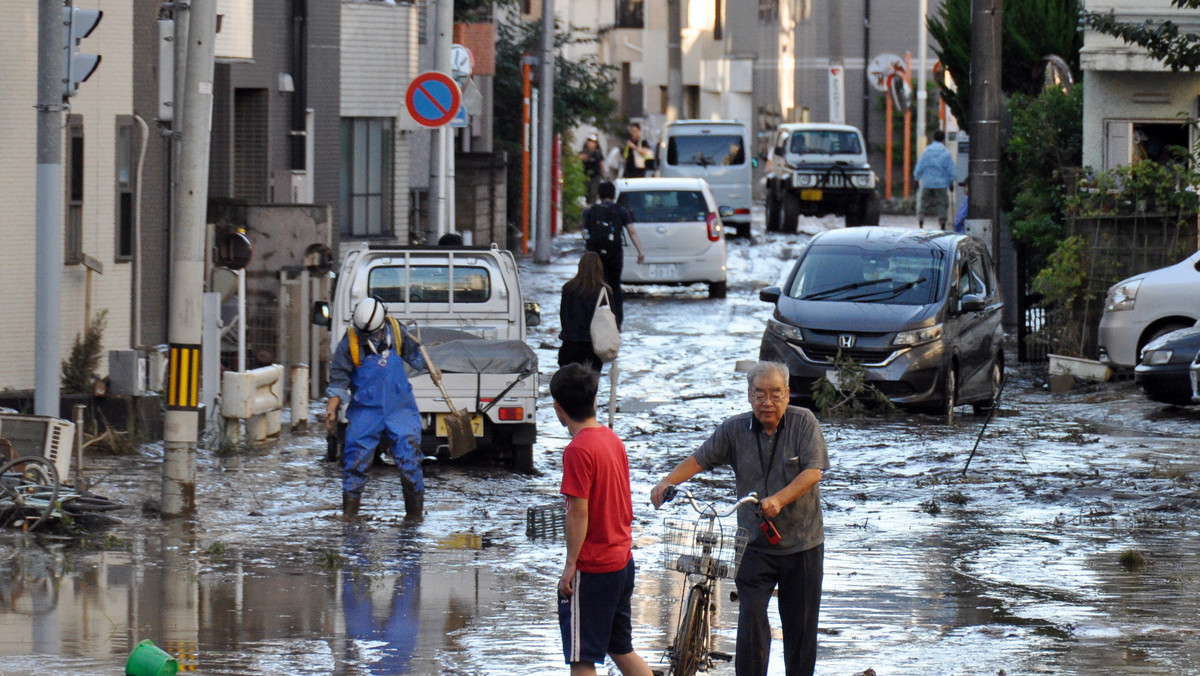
[{"left": 405, "top": 71, "right": 462, "bottom": 129}]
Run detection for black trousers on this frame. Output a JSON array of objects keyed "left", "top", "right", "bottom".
[
  {"left": 599, "top": 255, "right": 624, "bottom": 328},
  {"left": 734, "top": 544, "right": 823, "bottom": 676},
  {"left": 558, "top": 340, "right": 602, "bottom": 372}
]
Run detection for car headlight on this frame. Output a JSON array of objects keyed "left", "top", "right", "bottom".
[
  {"left": 794, "top": 174, "right": 817, "bottom": 188},
  {"left": 851, "top": 173, "right": 874, "bottom": 188},
  {"left": 1105, "top": 279, "right": 1141, "bottom": 311},
  {"left": 1142, "top": 349, "right": 1173, "bottom": 365},
  {"left": 893, "top": 324, "right": 943, "bottom": 346},
  {"left": 767, "top": 317, "right": 804, "bottom": 343}
]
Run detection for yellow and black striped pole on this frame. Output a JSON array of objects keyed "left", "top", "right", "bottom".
[{"left": 166, "top": 344, "right": 201, "bottom": 410}]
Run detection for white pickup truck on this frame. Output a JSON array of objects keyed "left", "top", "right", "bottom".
[{"left": 314, "top": 244, "right": 540, "bottom": 472}]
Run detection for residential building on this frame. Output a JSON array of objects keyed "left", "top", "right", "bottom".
[{"left": 1080, "top": 0, "right": 1200, "bottom": 171}]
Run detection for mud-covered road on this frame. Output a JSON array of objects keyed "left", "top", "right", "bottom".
[{"left": 2, "top": 214, "right": 1199, "bottom": 675}]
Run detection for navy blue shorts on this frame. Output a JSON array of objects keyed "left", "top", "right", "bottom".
[{"left": 558, "top": 558, "right": 636, "bottom": 664}]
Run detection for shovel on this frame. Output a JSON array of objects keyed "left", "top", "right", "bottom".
[{"left": 416, "top": 341, "right": 478, "bottom": 458}]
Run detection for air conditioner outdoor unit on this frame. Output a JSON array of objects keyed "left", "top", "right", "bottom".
[{"left": 0, "top": 414, "right": 74, "bottom": 481}]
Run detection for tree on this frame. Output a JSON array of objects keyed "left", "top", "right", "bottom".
[
  {"left": 1085, "top": 0, "right": 1200, "bottom": 71},
  {"left": 928, "top": 0, "right": 1082, "bottom": 127},
  {"left": 493, "top": 17, "right": 618, "bottom": 230}
]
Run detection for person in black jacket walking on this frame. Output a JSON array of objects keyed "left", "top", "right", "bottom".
[
  {"left": 583, "top": 181, "right": 645, "bottom": 328},
  {"left": 559, "top": 252, "right": 611, "bottom": 371}
]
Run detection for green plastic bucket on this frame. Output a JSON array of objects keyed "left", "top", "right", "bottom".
[{"left": 125, "top": 639, "right": 179, "bottom": 676}]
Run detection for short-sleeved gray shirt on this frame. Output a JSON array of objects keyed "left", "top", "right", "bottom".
[{"left": 692, "top": 406, "right": 829, "bottom": 555}]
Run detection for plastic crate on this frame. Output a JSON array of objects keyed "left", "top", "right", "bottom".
[
  {"left": 525, "top": 502, "right": 566, "bottom": 539},
  {"left": 663, "top": 518, "right": 748, "bottom": 579}
]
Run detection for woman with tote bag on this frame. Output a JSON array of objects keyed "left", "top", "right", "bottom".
[{"left": 558, "top": 252, "right": 618, "bottom": 370}]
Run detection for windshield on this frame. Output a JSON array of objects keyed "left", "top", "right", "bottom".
[
  {"left": 368, "top": 265, "right": 492, "bottom": 304},
  {"left": 786, "top": 245, "right": 945, "bottom": 305},
  {"left": 618, "top": 190, "right": 709, "bottom": 222},
  {"left": 666, "top": 134, "right": 745, "bottom": 167},
  {"left": 788, "top": 130, "right": 863, "bottom": 156}
]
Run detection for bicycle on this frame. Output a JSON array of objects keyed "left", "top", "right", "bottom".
[{"left": 657, "top": 485, "right": 760, "bottom": 676}]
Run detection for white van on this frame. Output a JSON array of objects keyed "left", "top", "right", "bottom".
[{"left": 656, "top": 120, "right": 754, "bottom": 238}]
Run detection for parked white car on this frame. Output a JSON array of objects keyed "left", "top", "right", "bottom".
[
  {"left": 615, "top": 177, "right": 729, "bottom": 298},
  {"left": 1097, "top": 250, "right": 1200, "bottom": 368}
]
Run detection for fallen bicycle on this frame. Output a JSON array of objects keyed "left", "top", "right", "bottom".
[{"left": 0, "top": 456, "right": 122, "bottom": 532}]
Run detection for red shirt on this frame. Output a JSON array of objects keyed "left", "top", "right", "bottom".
[{"left": 560, "top": 426, "right": 634, "bottom": 573}]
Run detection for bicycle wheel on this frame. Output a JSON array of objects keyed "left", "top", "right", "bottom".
[
  {"left": 670, "top": 585, "right": 710, "bottom": 676},
  {"left": 0, "top": 456, "right": 60, "bottom": 532}
]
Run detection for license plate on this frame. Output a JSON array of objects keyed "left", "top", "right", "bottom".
[
  {"left": 648, "top": 263, "right": 677, "bottom": 279},
  {"left": 435, "top": 413, "right": 484, "bottom": 437},
  {"left": 800, "top": 189, "right": 824, "bottom": 201}
]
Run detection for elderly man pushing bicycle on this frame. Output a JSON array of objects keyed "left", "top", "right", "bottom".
[{"left": 651, "top": 361, "right": 829, "bottom": 676}]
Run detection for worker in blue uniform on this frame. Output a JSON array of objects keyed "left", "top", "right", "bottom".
[{"left": 325, "top": 297, "right": 432, "bottom": 519}]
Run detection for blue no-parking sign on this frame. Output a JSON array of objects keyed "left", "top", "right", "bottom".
[{"left": 405, "top": 72, "right": 462, "bottom": 128}]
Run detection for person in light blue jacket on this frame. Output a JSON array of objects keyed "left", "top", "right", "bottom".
[{"left": 913, "top": 130, "right": 957, "bottom": 230}]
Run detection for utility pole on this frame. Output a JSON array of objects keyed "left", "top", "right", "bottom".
[
  {"left": 666, "top": 0, "right": 682, "bottom": 122},
  {"left": 433, "top": 0, "right": 454, "bottom": 243},
  {"left": 163, "top": 0, "right": 217, "bottom": 517},
  {"left": 34, "top": 0, "right": 65, "bottom": 418},
  {"left": 861, "top": 0, "right": 871, "bottom": 145},
  {"left": 535, "top": 0, "right": 553, "bottom": 263},
  {"left": 966, "top": 0, "right": 1002, "bottom": 258},
  {"left": 916, "top": 0, "right": 929, "bottom": 155}
]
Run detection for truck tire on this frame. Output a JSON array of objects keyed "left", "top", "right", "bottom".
[
  {"left": 513, "top": 444, "right": 535, "bottom": 474},
  {"left": 708, "top": 280, "right": 727, "bottom": 299},
  {"left": 735, "top": 221, "right": 751, "bottom": 239},
  {"left": 845, "top": 207, "right": 863, "bottom": 228},
  {"left": 863, "top": 192, "right": 881, "bottom": 225},
  {"left": 766, "top": 193, "right": 781, "bottom": 232},
  {"left": 782, "top": 193, "right": 801, "bottom": 233}
]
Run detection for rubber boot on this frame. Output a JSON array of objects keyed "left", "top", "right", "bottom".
[
  {"left": 402, "top": 484, "right": 424, "bottom": 521},
  {"left": 342, "top": 492, "right": 361, "bottom": 518}
]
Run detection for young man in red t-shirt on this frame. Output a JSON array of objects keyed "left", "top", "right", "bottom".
[{"left": 552, "top": 364, "right": 652, "bottom": 676}]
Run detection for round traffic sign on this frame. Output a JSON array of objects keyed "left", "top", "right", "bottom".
[
  {"left": 867, "top": 53, "right": 905, "bottom": 93},
  {"left": 406, "top": 72, "right": 462, "bottom": 128}
]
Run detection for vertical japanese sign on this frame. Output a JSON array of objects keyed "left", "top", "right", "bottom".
[{"left": 828, "top": 66, "right": 845, "bottom": 124}]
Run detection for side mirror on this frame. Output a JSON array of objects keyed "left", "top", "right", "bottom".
[
  {"left": 759, "top": 286, "right": 781, "bottom": 303},
  {"left": 718, "top": 206, "right": 735, "bottom": 219},
  {"left": 960, "top": 294, "right": 985, "bottom": 313},
  {"left": 524, "top": 301, "right": 542, "bottom": 327},
  {"left": 311, "top": 300, "right": 331, "bottom": 327}
]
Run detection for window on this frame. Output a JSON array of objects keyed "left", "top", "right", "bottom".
[
  {"left": 340, "top": 118, "right": 394, "bottom": 237},
  {"left": 65, "top": 116, "right": 84, "bottom": 265},
  {"left": 618, "top": 190, "right": 709, "bottom": 223},
  {"left": 115, "top": 117, "right": 137, "bottom": 261},
  {"left": 667, "top": 135, "right": 745, "bottom": 167},
  {"left": 616, "top": 0, "right": 643, "bottom": 28},
  {"left": 368, "top": 265, "right": 492, "bottom": 304},
  {"left": 786, "top": 245, "right": 945, "bottom": 306},
  {"left": 789, "top": 130, "right": 862, "bottom": 155}
]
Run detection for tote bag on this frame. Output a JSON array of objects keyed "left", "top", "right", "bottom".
[{"left": 590, "top": 287, "right": 621, "bottom": 362}]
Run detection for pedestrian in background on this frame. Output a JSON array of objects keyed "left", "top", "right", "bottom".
[
  {"left": 582, "top": 181, "right": 645, "bottom": 328},
  {"left": 651, "top": 361, "right": 830, "bottom": 676},
  {"left": 325, "top": 297, "right": 431, "bottom": 520},
  {"left": 953, "top": 180, "right": 969, "bottom": 234},
  {"left": 579, "top": 133, "right": 605, "bottom": 205},
  {"left": 621, "top": 122, "right": 654, "bottom": 178},
  {"left": 559, "top": 252, "right": 611, "bottom": 371},
  {"left": 913, "top": 130, "right": 956, "bottom": 230},
  {"left": 552, "top": 364, "right": 653, "bottom": 676}
]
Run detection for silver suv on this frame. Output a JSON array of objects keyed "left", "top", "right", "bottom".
[{"left": 763, "top": 123, "right": 880, "bottom": 230}]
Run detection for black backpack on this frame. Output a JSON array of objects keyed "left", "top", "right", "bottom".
[{"left": 584, "top": 203, "right": 624, "bottom": 254}]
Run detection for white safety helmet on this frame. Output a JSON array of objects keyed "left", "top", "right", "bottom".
[{"left": 352, "top": 297, "right": 387, "bottom": 333}]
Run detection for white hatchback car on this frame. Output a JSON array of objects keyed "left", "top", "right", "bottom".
[
  {"left": 1098, "top": 250, "right": 1200, "bottom": 368},
  {"left": 614, "top": 177, "right": 729, "bottom": 298}
]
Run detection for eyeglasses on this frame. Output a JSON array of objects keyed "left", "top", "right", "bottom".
[{"left": 750, "top": 389, "right": 788, "bottom": 404}]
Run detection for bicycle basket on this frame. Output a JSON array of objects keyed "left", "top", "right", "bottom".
[{"left": 662, "top": 518, "right": 749, "bottom": 580}]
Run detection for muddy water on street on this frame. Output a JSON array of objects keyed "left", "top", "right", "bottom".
[{"left": 3, "top": 218, "right": 1200, "bottom": 675}]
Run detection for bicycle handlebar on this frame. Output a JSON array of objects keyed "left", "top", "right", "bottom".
[{"left": 660, "top": 485, "right": 758, "bottom": 519}]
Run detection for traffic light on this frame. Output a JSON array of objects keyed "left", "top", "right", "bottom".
[{"left": 62, "top": 6, "right": 103, "bottom": 99}]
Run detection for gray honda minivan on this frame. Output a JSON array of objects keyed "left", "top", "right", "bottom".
[
  {"left": 758, "top": 227, "right": 1004, "bottom": 421},
  {"left": 657, "top": 120, "right": 754, "bottom": 238}
]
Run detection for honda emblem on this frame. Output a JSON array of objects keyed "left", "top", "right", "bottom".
[{"left": 838, "top": 334, "right": 856, "bottom": 349}]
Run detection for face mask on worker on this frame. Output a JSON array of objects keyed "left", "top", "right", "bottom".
[{"left": 352, "top": 298, "right": 387, "bottom": 333}]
